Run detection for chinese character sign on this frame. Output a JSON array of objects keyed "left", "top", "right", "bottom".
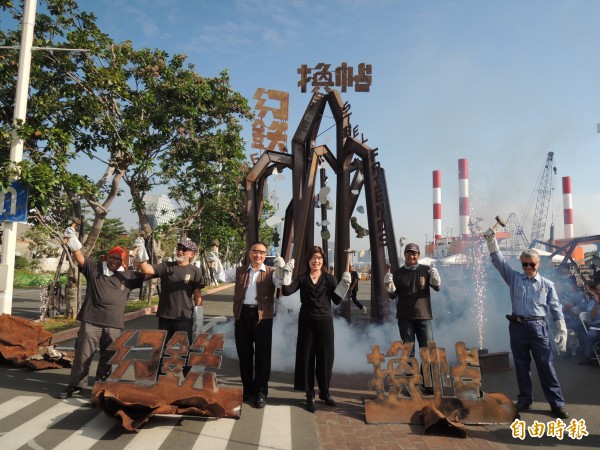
[
  {"left": 297, "top": 62, "right": 372, "bottom": 93},
  {"left": 91, "top": 330, "right": 241, "bottom": 431},
  {"left": 250, "top": 88, "right": 289, "bottom": 165}
]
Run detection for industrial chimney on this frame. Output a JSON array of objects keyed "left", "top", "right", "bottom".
[
  {"left": 458, "top": 159, "right": 470, "bottom": 236},
  {"left": 562, "top": 176, "right": 574, "bottom": 239},
  {"left": 433, "top": 170, "right": 442, "bottom": 242}
]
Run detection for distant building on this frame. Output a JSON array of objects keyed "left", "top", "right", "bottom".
[{"left": 144, "top": 195, "right": 177, "bottom": 229}]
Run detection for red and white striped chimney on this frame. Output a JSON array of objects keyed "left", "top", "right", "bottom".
[
  {"left": 433, "top": 170, "right": 442, "bottom": 242},
  {"left": 562, "top": 176, "right": 573, "bottom": 239},
  {"left": 458, "top": 158, "right": 470, "bottom": 236}
]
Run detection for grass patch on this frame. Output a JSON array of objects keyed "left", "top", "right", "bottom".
[
  {"left": 14, "top": 270, "right": 66, "bottom": 288},
  {"left": 41, "top": 317, "right": 79, "bottom": 334},
  {"left": 124, "top": 298, "right": 159, "bottom": 313},
  {"left": 41, "top": 297, "right": 159, "bottom": 334}
]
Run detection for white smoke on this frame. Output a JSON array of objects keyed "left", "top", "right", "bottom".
[{"left": 211, "top": 267, "right": 515, "bottom": 375}]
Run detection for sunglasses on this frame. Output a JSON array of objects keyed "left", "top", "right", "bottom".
[{"left": 521, "top": 262, "right": 537, "bottom": 268}]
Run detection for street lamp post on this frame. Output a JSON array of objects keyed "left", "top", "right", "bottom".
[{"left": 0, "top": 0, "right": 37, "bottom": 314}]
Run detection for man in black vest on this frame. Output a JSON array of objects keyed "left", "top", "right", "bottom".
[{"left": 214, "top": 241, "right": 283, "bottom": 408}]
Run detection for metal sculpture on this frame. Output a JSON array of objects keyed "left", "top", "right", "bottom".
[
  {"left": 91, "top": 330, "right": 241, "bottom": 431},
  {"left": 365, "top": 340, "right": 518, "bottom": 424},
  {"left": 245, "top": 90, "right": 398, "bottom": 323}
]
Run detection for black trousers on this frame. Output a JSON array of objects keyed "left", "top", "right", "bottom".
[
  {"left": 234, "top": 306, "right": 273, "bottom": 397},
  {"left": 158, "top": 317, "right": 193, "bottom": 345},
  {"left": 294, "top": 316, "right": 334, "bottom": 394}
]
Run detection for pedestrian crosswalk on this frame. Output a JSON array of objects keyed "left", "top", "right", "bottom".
[{"left": 0, "top": 395, "right": 298, "bottom": 450}]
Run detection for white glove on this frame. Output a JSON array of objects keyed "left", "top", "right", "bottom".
[
  {"left": 274, "top": 256, "right": 285, "bottom": 280},
  {"left": 334, "top": 271, "right": 352, "bottom": 298},
  {"left": 384, "top": 272, "right": 396, "bottom": 295},
  {"left": 192, "top": 305, "right": 204, "bottom": 339},
  {"left": 63, "top": 226, "right": 82, "bottom": 251},
  {"left": 554, "top": 318, "right": 568, "bottom": 352},
  {"left": 484, "top": 228, "right": 499, "bottom": 254},
  {"left": 133, "top": 237, "right": 149, "bottom": 263},
  {"left": 282, "top": 259, "right": 294, "bottom": 285},
  {"left": 429, "top": 267, "right": 441, "bottom": 287}
]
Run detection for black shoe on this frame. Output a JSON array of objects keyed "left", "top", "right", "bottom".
[
  {"left": 305, "top": 394, "right": 316, "bottom": 412},
  {"left": 319, "top": 392, "right": 337, "bottom": 407},
  {"left": 254, "top": 393, "right": 266, "bottom": 409},
  {"left": 551, "top": 406, "right": 569, "bottom": 419},
  {"left": 515, "top": 401, "right": 531, "bottom": 412},
  {"left": 58, "top": 386, "right": 82, "bottom": 399}
]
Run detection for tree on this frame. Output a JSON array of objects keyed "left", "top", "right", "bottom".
[{"left": 1, "top": 0, "right": 252, "bottom": 315}]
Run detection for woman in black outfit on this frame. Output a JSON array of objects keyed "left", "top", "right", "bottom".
[{"left": 281, "top": 246, "right": 349, "bottom": 412}]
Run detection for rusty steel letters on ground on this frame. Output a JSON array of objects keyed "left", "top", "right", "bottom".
[
  {"left": 91, "top": 330, "right": 242, "bottom": 431},
  {"left": 365, "top": 341, "right": 518, "bottom": 425}
]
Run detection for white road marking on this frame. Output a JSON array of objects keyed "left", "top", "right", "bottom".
[
  {"left": 0, "top": 398, "right": 86, "bottom": 449},
  {"left": 0, "top": 396, "right": 41, "bottom": 421},
  {"left": 52, "top": 411, "right": 116, "bottom": 449},
  {"left": 259, "top": 405, "right": 292, "bottom": 450},
  {"left": 192, "top": 417, "right": 235, "bottom": 450}
]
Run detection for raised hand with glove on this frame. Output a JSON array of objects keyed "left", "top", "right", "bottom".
[
  {"left": 334, "top": 271, "right": 352, "bottom": 299},
  {"left": 429, "top": 267, "right": 441, "bottom": 288},
  {"left": 273, "top": 255, "right": 285, "bottom": 281},
  {"left": 384, "top": 272, "right": 396, "bottom": 297},
  {"left": 133, "top": 236, "right": 149, "bottom": 263},
  {"left": 554, "top": 318, "right": 568, "bottom": 353},
  {"left": 282, "top": 259, "right": 295, "bottom": 286},
  {"left": 483, "top": 227, "right": 499, "bottom": 254},
  {"left": 63, "top": 226, "right": 82, "bottom": 252}
]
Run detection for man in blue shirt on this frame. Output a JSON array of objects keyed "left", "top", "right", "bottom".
[{"left": 485, "top": 228, "right": 569, "bottom": 419}]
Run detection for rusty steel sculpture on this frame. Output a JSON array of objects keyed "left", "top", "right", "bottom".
[
  {"left": 91, "top": 330, "right": 241, "bottom": 431},
  {"left": 365, "top": 340, "right": 518, "bottom": 425},
  {"left": 245, "top": 89, "right": 399, "bottom": 324}
]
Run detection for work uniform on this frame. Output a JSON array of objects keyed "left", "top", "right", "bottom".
[
  {"left": 491, "top": 251, "right": 566, "bottom": 408},
  {"left": 69, "top": 258, "right": 145, "bottom": 387},
  {"left": 152, "top": 261, "right": 205, "bottom": 343},
  {"left": 390, "top": 264, "right": 440, "bottom": 357}
]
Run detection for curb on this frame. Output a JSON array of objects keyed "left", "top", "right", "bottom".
[{"left": 50, "top": 283, "right": 233, "bottom": 344}]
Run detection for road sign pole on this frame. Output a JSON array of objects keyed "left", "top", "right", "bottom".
[{"left": 0, "top": 0, "right": 37, "bottom": 314}]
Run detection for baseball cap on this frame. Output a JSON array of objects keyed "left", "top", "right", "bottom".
[
  {"left": 404, "top": 243, "right": 420, "bottom": 253},
  {"left": 177, "top": 238, "right": 197, "bottom": 252}
]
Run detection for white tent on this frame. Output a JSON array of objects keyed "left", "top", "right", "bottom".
[
  {"left": 418, "top": 257, "right": 437, "bottom": 266},
  {"left": 439, "top": 253, "right": 471, "bottom": 265}
]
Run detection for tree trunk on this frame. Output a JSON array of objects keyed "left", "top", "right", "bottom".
[{"left": 64, "top": 267, "right": 79, "bottom": 319}]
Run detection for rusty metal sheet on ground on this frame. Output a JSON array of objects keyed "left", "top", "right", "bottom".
[
  {"left": 92, "top": 330, "right": 242, "bottom": 430},
  {"left": 0, "top": 314, "right": 70, "bottom": 369},
  {"left": 365, "top": 341, "right": 518, "bottom": 425}
]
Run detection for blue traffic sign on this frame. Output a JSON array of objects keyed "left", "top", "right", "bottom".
[{"left": 0, "top": 181, "right": 29, "bottom": 222}]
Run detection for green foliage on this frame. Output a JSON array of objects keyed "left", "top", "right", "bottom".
[
  {"left": 13, "top": 269, "right": 67, "bottom": 287},
  {"left": 14, "top": 255, "right": 29, "bottom": 269},
  {"left": 1, "top": 0, "right": 253, "bottom": 271},
  {"left": 88, "top": 217, "right": 129, "bottom": 260}
]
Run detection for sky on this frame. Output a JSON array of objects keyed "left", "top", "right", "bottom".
[{"left": 13, "top": 0, "right": 600, "bottom": 253}]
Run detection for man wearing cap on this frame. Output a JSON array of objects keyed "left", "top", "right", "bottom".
[
  {"left": 58, "top": 228, "right": 145, "bottom": 399},
  {"left": 384, "top": 243, "right": 441, "bottom": 358},
  {"left": 484, "top": 228, "right": 569, "bottom": 419},
  {"left": 135, "top": 237, "right": 205, "bottom": 344}
]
